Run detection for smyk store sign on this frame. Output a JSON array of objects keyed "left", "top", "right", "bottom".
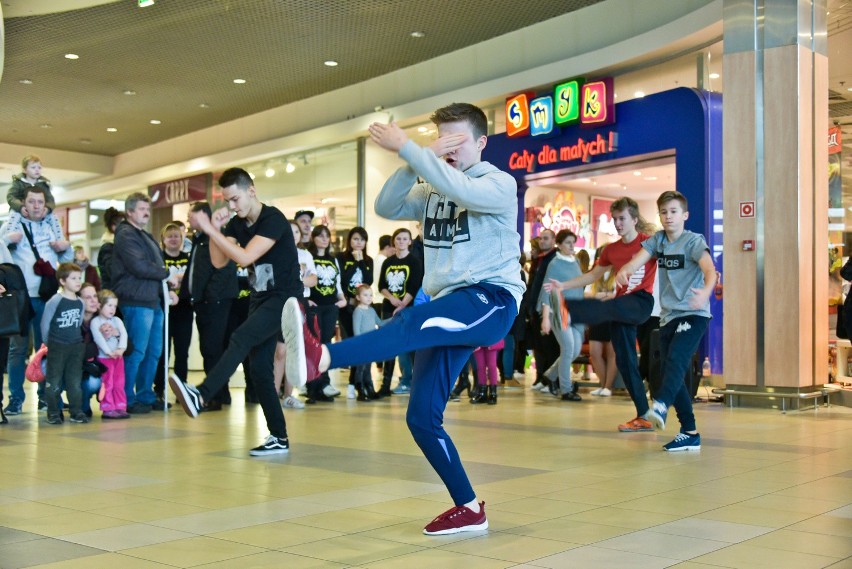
[{"left": 506, "top": 76, "right": 615, "bottom": 138}]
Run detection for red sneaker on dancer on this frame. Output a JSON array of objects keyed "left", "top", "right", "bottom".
[{"left": 422, "top": 502, "right": 488, "bottom": 535}]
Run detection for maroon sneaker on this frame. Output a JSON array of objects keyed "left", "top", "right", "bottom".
[{"left": 423, "top": 501, "right": 488, "bottom": 535}]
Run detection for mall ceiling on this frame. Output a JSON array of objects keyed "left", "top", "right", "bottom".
[{"left": 0, "top": 0, "right": 605, "bottom": 157}]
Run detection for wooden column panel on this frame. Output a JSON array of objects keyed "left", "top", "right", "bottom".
[{"left": 723, "top": 51, "right": 758, "bottom": 387}]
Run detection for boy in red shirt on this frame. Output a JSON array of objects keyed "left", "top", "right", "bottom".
[{"left": 546, "top": 197, "right": 658, "bottom": 432}]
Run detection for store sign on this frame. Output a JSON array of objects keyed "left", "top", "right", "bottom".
[
  {"left": 508, "top": 131, "right": 618, "bottom": 172},
  {"left": 829, "top": 126, "right": 842, "bottom": 154},
  {"left": 148, "top": 173, "right": 210, "bottom": 208},
  {"left": 506, "top": 77, "right": 615, "bottom": 138}
]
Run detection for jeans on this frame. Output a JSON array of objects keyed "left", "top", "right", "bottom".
[
  {"left": 122, "top": 304, "right": 164, "bottom": 407},
  {"left": 81, "top": 374, "right": 102, "bottom": 415},
  {"left": 7, "top": 297, "right": 46, "bottom": 404},
  {"left": 44, "top": 342, "right": 84, "bottom": 418},
  {"left": 500, "top": 333, "right": 515, "bottom": 378}
]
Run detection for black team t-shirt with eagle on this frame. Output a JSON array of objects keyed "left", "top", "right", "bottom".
[{"left": 378, "top": 253, "right": 423, "bottom": 318}]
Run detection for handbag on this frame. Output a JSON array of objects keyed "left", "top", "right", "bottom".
[
  {"left": 21, "top": 224, "right": 59, "bottom": 300},
  {"left": 25, "top": 343, "right": 48, "bottom": 383},
  {"left": 0, "top": 292, "right": 21, "bottom": 337}
]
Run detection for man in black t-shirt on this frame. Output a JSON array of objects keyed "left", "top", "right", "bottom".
[{"left": 170, "top": 168, "right": 304, "bottom": 456}]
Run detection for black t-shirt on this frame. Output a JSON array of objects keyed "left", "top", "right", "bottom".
[
  {"left": 378, "top": 253, "right": 423, "bottom": 315},
  {"left": 222, "top": 204, "right": 302, "bottom": 299}
]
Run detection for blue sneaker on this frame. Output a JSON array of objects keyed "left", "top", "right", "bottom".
[
  {"left": 392, "top": 385, "right": 411, "bottom": 395},
  {"left": 3, "top": 399, "right": 23, "bottom": 415},
  {"left": 644, "top": 399, "right": 668, "bottom": 430},
  {"left": 663, "top": 431, "right": 701, "bottom": 452}
]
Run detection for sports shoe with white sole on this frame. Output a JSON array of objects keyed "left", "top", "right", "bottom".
[
  {"left": 663, "top": 431, "right": 701, "bottom": 452},
  {"left": 169, "top": 374, "right": 201, "bottom": 418},
  {"left": 249, "top": 434, "right": 290, "bottom": 456},
  {"left": 282, "top": 395, "right": 305, "bottom": 409},
  {"left": 644, "top": 399, "right": 668, "bottom": 430},
  {"left": 423, "top": 502, "right": 488, "bottom": 535},
  {"left": 281, "top": 297, "right": 308, "bottom": 387}
]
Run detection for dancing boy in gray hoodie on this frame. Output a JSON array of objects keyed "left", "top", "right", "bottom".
[{"left": 282, "top": 103, "right": 525, "bottom": 536}]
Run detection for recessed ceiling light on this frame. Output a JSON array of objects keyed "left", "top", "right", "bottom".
[
  {"left": 417, "top": 126, "right": 429, "bottom": 133},
  {"left": 633, "top": 171, "right": 642, "bottom": 176},
  {"left": 19, "top": 79, "right": 33, "bottom": 85},
  {"left": 634, "top": 91, "right": 645, "bottom": 98},
  {"left": 233, "top": 78, "right": 246, "bottom": 84},
  {"left": 106, "top": 127, "right": 118, "bottom": 132},
  {"left": 149, "top": 119, "right": 161, "bottom": 125},
  {"left": 199, "top": 103, "right": 210, "bottom": 108},
  {"left": 123, "top": 89, "right": 137, "bottom": 95},
  {"left": 40, "top": 124, "right": 52, "bottom": 129},
  {"left": 410, "top": 31, "right": 425, "bottom": 38},
  {"left": 324, "top": 60, "right": 338, "bottom": 67},
  {"left": 65, "top": 53, "right": 79, "bottom": 60},
  {"left": 138, "top": 0, "right": 155, "bottom": 6},
  {"left": 709, "top": 72, "right": 720, "bottom": 79},
  {"left": 285, "top": 162, "right": 296, "bottom": 174},
  {"left": 265, "top": 167, "right": 275, "bottom": 178},
  {"left": 644, "top": 176, "right": 658, "bottom": 181}
]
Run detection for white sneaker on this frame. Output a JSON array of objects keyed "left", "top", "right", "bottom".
[
  {"left": 590, "top": 387, "right": 603, "bottom": 396},
  {"left": 323, "top": 385, "right": 341, "bottom": 397},
  {"left": 538, "top": 383, "right": 551, "bottom": 392},
  {"left": 599, "top": 387, "right": 612, "bottom": 397},
  {"left": 347, "top": 385, "right": 356, "bottom": 399},
  {"left": 283, "top": 395, "right": 305, "bottom": 409},
  {"left": 513, "top": 371, "right": 525, "bottom": 379}
]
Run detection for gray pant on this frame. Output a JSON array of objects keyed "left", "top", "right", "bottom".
[
  {"left": 544, "top": 324, "right": 584, "bottom": 394},
  {"left": 45, "top": 342, "right": 84, "bottom": 418}
]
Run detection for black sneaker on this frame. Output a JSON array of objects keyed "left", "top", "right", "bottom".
[
  {"left": 46, "top": 414, "right": 63, "bottom": 424},
  {"left": 249, "top": 435, "right": 289, "bottom": 456},
  {"left": 127, "top": 402, "right": 152, "bottom": 414},
  {"left": 38, "top": 399, "right": 47, "bottom": 411},
  {"left": 150, "top": 398, "right": 173, "bottom": 411},
  {"left": 69, "top": 413, "right": 89, "bottom": 423},
  {"left": 169, "top": 374, "right": 202, "bottom": 418}
]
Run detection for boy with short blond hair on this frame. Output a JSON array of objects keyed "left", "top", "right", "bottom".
[
  {"left": 42, "top": 262, "right": 87, "bottom": 424},
  {"left": 615, "top": 190, "right": 716, "bottom": 451}
]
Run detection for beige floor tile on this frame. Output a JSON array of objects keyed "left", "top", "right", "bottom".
[
  {"left": 650, "top": 518, "right": 773, "bottom": 543},
  {"left": 282, "top": 534, "right": 425, "bottom": 565},
  {"left": 529, "top": 544, "right": 680, "bottom": 568},
  {"left": 503, "top": 516, "right": 634, "bottom": 544},
  {"left": 120, "top": 536, "right": 265, "bottom": 567},
  {"left": 59, "top": 522, "right": 196, "bottom": 551},
  {"left": 693, "top": 504, "right": 816, "bottom": 528},
  {"left": 563, "top": 506, "right": 681, "bottom": 530},
  {"left": 188, "top": 550, "right": 347, "bottom": 568},
  {"left": 209, "top": 520, "right": 344, "bottom": 549},
  {"left": 691, "top": 543, "right": 843, "bottom": 569},
  {"left": 595, "top": 528, "right": 731, "bottom": 560},
  {"left": 436, "top": 531, "right": 579, "bottom": 563},
  {"left": 87, "top": 498, "right": 211, "bottom": 523},
  {"left": 7, "top": 510, "right": 131, "bottom": 537},
  {"left": 745, "top": 529, "right": 852, "bottom": 559},
  {"left": 358, "top": 547, "right": 513, "bottom": 568},
  {"left": 786, "top": 515, "right": 852, "bottom": 538},
  {"left": 24, "top": 552, "right": 175, "bottom": 569},
  {"left": 285, "top": 508, "right": 410, "bottom": 532}
]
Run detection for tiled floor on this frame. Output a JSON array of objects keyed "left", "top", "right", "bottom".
[{"left": 1, "top": 373, "right": 850, "bottom": 569}]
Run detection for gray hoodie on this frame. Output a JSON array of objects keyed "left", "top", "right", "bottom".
[{"left": 375, "top": 140, "right": 526, "bottom": 308}]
